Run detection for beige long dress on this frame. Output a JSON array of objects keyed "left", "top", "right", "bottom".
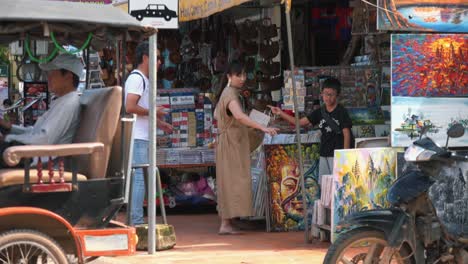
[{"left": 214, "top": 86, "right": 252, "bottom": 219}]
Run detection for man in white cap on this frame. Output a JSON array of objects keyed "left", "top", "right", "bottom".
[{"left": 0, "top": 53, "right": 82, "bottom": 167}]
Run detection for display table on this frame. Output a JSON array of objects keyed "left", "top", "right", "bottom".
[{"left": 158, "top": 163, "right": 215, "bottom": 169}]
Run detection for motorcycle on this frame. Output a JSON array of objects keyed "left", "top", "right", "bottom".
[{"left": 324, "top": 123, "right": 468, "bottom": 264}]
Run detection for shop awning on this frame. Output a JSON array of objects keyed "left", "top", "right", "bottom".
[{"left": 179, "top": 0, "right": 253, "bottom": 22}]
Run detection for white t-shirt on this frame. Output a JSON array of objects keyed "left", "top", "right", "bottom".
[{"left": 125, "top": 70, "right": 149, "bottom": 140}]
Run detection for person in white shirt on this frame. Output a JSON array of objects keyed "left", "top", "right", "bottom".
[
  {"left": 0, "top": 53, "right": 82, "bottom": 168},
  {"left": 125, "top": 41, "right": 172, "bottom": 225}
]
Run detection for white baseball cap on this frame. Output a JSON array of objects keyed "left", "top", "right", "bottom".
[{"left": 39, "top": 53, "right": 84, "bottom": 78}]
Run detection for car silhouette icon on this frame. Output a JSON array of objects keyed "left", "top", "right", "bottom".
[{"left": 130, "top": 4, "right": 177, "bottom": 22}]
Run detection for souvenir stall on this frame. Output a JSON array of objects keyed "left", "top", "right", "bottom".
[
  {"left": 112, "top": 0, "right": 285, "bottom": 211},
  {"left": 258, "top": 0, "right": 394, "bottom": 242},
  {"left": 316, "top": 0, "right": 468, "bottom": 245}
]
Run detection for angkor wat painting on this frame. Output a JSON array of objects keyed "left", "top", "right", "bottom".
[
  {"left": 392, "top": 34, "right": 468, "bottom": 97},
  {"left": 332, "top": 148, "right": 397, "bottom": 241},
  {"left": 378, "top": 0, "right": 468, "bottom": 32}
]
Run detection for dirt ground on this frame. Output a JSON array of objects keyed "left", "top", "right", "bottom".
[{"left": 91, "top": 213, "right": 329, "bottom": 264}]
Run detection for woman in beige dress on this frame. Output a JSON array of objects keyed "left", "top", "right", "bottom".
[{"left": 214, "top": 61, "right": 278, "bottom": 234}]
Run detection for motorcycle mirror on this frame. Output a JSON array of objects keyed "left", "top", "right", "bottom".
[
  {"left": 419, "top": 126, "right": 430, "bottom": 140},
  {"left": 445, "top": 123, "right": 465, "bottom": 148},
  {"left": 447, "top": 123, "right": 465, "bottom": 138}
]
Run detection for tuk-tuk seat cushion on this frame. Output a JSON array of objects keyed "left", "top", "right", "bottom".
[{"left": 72, "top": 86, "right": 122, "bottom": 179}]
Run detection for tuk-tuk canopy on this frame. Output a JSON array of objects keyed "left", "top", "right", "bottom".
[{"left": 0, "top": 0, "right": 156, "bottom": 49}]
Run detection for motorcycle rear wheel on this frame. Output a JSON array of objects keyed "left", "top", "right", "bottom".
[{"left": 323, "top": 229, "right": 414, "bottom": 264}]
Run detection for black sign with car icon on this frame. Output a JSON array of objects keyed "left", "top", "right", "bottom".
[{"left": 130, "top": 4, "right": 177, "bottom": 21}]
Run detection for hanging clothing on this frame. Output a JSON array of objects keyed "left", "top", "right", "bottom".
[{"left": 214, "top": 86, "right": 252, "bottom": 219}]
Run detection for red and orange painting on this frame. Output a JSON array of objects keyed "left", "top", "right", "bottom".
[{"left": 392, "top": 34, "right": 468, "bottom": 97}]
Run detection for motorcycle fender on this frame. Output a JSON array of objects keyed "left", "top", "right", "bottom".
[{"left": 336, "top": 209, "right": 412, "bottom": 247}]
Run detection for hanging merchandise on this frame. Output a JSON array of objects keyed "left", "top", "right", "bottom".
[
  {"left": 259, "top": 18, "right": 278, "bottom": 40},
  {"left": 22, "top": 82, "right": 48, "bottom": 126}
]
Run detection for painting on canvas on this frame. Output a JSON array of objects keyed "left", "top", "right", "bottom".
[
  {"left": 265, "top": 143, "right": 321, "bottom": 231},
  {"left": 391, "top": 96, "right": 468, "bottom": 147},
  {"left": 377, "top": 0, "right": 468, "bottom": 32},
  {"left": 348, "top": 107, "right": 385, "bottom": 125},
  {"left": 352, "top": 125, "right": 376, "bottom": 138},
  {"left": 397, "top": 152, "right": 468, "bottom": 236},
  {"left": 331, "top": 148, "right": 397, "bottom": 242},
  {"left": 392, "top": 34, "right": 468, "bottom": 97}
]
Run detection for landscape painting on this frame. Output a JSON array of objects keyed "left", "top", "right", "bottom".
[
  {"left": 348, "top": 107, "right": 385, "bottom": 125},
  {"left": 331, "top": 148, "right": 397, "bottom": 242},
  {"left": 377, "top": 0, "right": 468, "bottom": 32},
  {"left": 391, "top": 96, "right": 468, "bottom": 147},
  {"left": 352, "top": 125, "right": 376, "bottom": 138},
  {"left": 392, "top": 34, "right": 468, "bottom": 97},
  {"left": 265, "top": 144, "right": 321, "bottom": 232}
]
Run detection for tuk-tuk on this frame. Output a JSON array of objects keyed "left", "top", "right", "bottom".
[{"left": 0, "top": 1, "right": 155, "bottom": 263}]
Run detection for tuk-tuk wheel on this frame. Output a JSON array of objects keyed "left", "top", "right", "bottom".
[{"left": 0, "top": 229, "right": 68, "bottom": 264}]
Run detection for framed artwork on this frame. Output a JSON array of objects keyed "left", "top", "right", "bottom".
[
  {"left": 377, "top": 0, "right": 468, "bottom": 32},
  {"left": 352, "top": 125, "right": 376, "bottom": 138},
  {"left": 348, "top": 107, "right": 385, "bottom": 125},
  {"left": 392, "top": 34, "right": 468, "bottom": 97},
  {"left": 332, "top": 147, "right": 398, "bottom": 242},
  {"left": 23, "top": 82, "right": 48, "bottom": 126},
  {"left": 265, "top": 143, "right": 321, "bottom": 231},
  {"left": 391, "top": 96, "right": 468, "bottom": 147}
]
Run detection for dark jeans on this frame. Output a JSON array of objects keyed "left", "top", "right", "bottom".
[{"left": 0, "top": 141, "right": 25, "bottom": 168}]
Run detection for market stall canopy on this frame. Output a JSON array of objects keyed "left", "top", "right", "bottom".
[
  {"left": 180, "top": 0, "right": 254, "bottom": 22},
  {"left": 0, "top": 0, "right": 156, "bottom": 49}
]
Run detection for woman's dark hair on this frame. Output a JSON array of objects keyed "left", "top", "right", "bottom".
[
  {"left": 135, "top": 41, "right": 149, "bottom": 66},
  {"left": 322, "top": 77, "right": 341, "bottom": 95},
  {"left": 215, "top": 60, "right": 245, "bottom": 104},
  {"left": 59, "top": 69, "right": 80, "bottom": 88}
]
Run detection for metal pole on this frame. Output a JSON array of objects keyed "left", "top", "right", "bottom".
[
  {"left": 85, "top": 46, "right": 90, "bottom": 90},
  {"left": 148, "top": 33, "right": 157, "bottom": 254},
  {"left": 285, "top": 9, "right": 310, "bottom": 243}
]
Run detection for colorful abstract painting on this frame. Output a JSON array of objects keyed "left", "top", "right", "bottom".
[
  {"left": 391, "top": 96, "right": 468, "bottom": 147},
  {"left": 348, "top": 107, "right": 385, "bottom": 125},
  {"left": 392, "top": 34, "right": 468, "bottom": 97},
  {"left": 265, "top": 143, "right": 320, "bottom": 231},
  {"left": 331, "top": 148, "right": 398, "bottom": 242},
  {"left": 377, "top": 0, "right": 468, "bottom": 32}
]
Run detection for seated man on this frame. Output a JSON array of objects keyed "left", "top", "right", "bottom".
[{"left": 0, "top": 53, "right": 83, "bottom": 168}]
